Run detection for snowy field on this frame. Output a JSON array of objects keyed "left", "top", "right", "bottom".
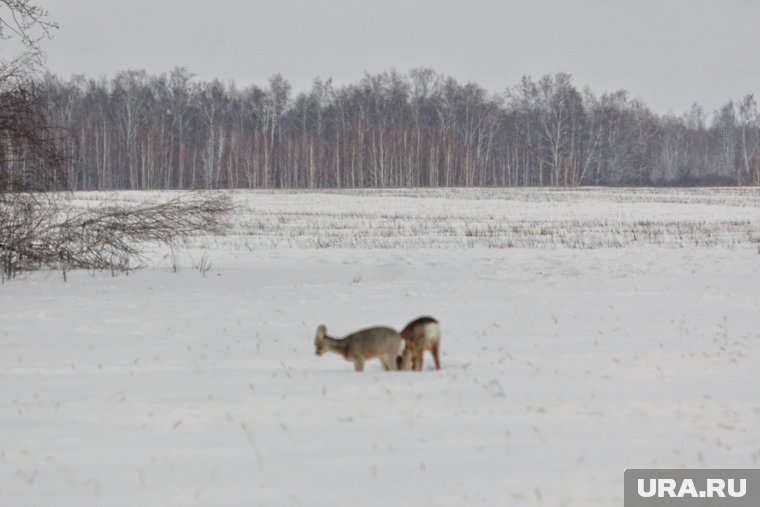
[{"left": 2, "top": 187, "right": 760, "bottom": 506}]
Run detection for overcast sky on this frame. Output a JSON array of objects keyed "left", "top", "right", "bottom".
[{"left": 39, "top": 0, "right": 759, "bottom": 114}]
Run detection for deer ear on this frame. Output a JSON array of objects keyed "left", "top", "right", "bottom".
[{"left": 316, "top": 324, "right": 326, "bottom": 340}]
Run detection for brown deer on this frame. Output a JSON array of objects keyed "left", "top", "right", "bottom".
[{"left": 398, "top": 316, "right": 441, "bottom": 371}]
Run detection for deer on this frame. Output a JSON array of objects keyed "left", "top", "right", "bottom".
[
  {"left": 398, "top": 316, "right": 441, "bottom": 371},
  {"left": 313, "top": 324, "right": 404, "bottom": 372}
]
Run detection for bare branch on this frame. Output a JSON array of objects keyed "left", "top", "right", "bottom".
[{"left": 0, "top": 0, "right": 58, "bottom": 51}]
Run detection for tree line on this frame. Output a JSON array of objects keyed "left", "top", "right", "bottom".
[{"left": 8, "top": 68, "right": 760, "bottom": 189}]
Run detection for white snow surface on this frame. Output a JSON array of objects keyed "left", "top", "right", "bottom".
[{"left": 2, "top": 188, "right": 760, "bottom": 506}]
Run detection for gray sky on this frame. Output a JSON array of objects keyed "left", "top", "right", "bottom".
[{"left": 40, "top": 0, "right": 759, "bottom": 114}]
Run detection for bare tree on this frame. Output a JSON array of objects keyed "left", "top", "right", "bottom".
[
  {"left": 0, "top": 0, "right": 63, "bottom": 191},
  {"left": 738, "top": 94, "right": 759, "bottom": 185},
  {"left": 0, "top": 3, "right": 235, "bottom": 281}
]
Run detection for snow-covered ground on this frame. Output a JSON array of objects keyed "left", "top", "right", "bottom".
[{"left": 2, "top": 188, "right": 760, "bottom": 506}]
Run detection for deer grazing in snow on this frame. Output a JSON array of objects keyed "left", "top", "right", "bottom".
[
  {"left": 314, "top": 324, "right": 404, "bottom": 372},
  {"left": 398, "top": 316, "right": 442, "bottom": 371}
]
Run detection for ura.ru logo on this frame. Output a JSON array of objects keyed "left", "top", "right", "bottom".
[{"left": 638, "top": 478, "right": 746, "bottom": 499}]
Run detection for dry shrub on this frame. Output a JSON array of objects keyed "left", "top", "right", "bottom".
[{"left": 0, "top": 192, "right": 233, "bottom": 280}]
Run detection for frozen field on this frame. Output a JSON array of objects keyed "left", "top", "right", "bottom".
[{"left": 1, "top": 188, "right": 760, "bottom": 506}]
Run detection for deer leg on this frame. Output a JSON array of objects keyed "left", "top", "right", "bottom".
[
  {"left": 432, "top": 343, "right": 441, "bottom": 370},
  {"left": 391, "top": 352, "right": 402, "bottom": 371},
  {"left": 414, "top": 349, "right": 424, "bottom": 371},
  {"left": 380, "top": 354, "right": 394, "bottom": 371},
  {"left": 399, "top": 348, "right": 413, "bottom": 371}
]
